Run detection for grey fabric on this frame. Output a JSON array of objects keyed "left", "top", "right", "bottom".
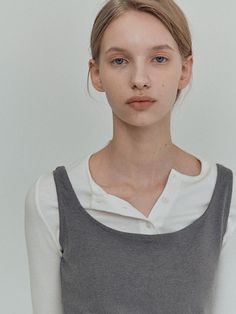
[{"left": 53, "top": 163, "right": 233, "bottom": 314}]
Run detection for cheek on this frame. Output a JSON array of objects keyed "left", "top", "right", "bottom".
[
  {"left": 160, "top": 72, "right": 181, "bottom": 92},
  {"left": 103, "top": 82, "right": 124, "bottom": 107},
  {"left": 100, "top": 72, "right": 124, "bottom": 100},
  {"left": 101, "top": 69, "right": 124, "bottom": 87},
  {"left": 158, "top": 75, "right": 180, "bottom": 104},
  {"left": 103, "top": 80, "right": 122, "bottom": 96}
]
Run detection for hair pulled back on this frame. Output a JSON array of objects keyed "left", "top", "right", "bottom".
[{"left": 89, "top": 0, "right": 193, "bottom": 102}]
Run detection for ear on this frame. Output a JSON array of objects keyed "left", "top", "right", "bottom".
[
  {"left": 178, "top": 55, "right": 193, "bottom": 90},
  {"left": 88, "top": 58, "right": 105, "bottom": 92}
]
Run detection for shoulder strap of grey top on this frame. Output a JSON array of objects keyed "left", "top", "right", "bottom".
[{"left": 215, "top": 163, "right": 233, "bottom": 236}]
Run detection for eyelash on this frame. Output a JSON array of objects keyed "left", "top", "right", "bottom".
[{"left": 111, "top": 56, "right": 169, "bottom": 65}]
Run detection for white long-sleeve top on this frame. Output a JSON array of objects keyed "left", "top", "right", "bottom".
[{"left": 24, "top": 152, "right": 236, "bottom": 314}]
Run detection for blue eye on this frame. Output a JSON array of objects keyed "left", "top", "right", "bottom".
[
  {"left": 112, "top": 58, "right": 126, "bottom": 65},
  {"left": 154, "top": 56, "right": 168, "bottom": 63}
]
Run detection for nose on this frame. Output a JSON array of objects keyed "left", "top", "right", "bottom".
[{"left": 130, "top": 65, "right": 151, "bottom": 90}]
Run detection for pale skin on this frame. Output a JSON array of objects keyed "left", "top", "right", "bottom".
[{"left": 88, "top": 10, "right": 201, "bottom": 218}]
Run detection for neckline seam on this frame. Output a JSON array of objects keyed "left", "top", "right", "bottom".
[
  {"left": 55, "top": 163, "right": 226, "bottom": 239},
  {"left": 86, "top": 153, "right": 209, "bottom": 197}
]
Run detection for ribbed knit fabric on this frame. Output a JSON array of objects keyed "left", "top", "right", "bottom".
[{"left": 53, "top": 163, "right": 233, "bottom": 314}]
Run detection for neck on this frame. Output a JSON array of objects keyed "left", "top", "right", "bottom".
[{"left": 100, "top": 116, "right": 179, "bottom": 188}]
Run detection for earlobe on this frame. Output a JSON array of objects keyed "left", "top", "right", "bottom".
[
  {"left": 178, "top": 55, "right": 193, "bottom": 90},
  {"left": 88, "top": 59, "right": 105, "bottom": 92}
]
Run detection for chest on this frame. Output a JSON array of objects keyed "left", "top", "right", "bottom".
[{"left": 102, "top": 184, "right": 165, "bottom": 218}]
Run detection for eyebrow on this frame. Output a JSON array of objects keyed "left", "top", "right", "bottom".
[{"left": 104, "top": 44, "right": 175, "bottom": 54}]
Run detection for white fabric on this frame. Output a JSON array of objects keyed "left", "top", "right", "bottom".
[{"left": 24, "top": 152, "right": 236, "bottom": 314}]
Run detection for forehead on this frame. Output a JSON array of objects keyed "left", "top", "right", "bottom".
[{"left": 100, "top": 10, "right": 179, "bottom": 53}]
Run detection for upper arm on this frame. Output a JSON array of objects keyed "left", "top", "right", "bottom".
[{"left": 24, "top": 175, "right": 64, "bottom": 314}]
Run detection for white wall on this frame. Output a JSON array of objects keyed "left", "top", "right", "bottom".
[{"left": 0, "top": 0, "right": 235, "bottom": 313}]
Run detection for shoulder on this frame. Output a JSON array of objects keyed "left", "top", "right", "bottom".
[
  {"left": 25, "top": 154, "right": 88, "bottom": 214},
  {"left": 25, "top": 170, "right": 58, "bottom": 217},
  {"left": 24, "top": 170, "right": 61, "bottom": 249},
  {"left": 25, "top": 154, "right": 90, "bottom": 237}
]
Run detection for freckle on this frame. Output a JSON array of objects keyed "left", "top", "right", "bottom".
[{"left": 162, "top": 83, "right": 165, "bottom": 88}]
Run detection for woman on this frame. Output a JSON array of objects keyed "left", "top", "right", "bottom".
[{"left": 25, "top": 0, "right": 236, "bottom": 313}]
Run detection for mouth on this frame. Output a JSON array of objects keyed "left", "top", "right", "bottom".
[
  {"left": 127, "top": 100, "right": 155, "bottom": 110},
  {"left": 126, "top": 96, "right": 156, "bottom": 104}
]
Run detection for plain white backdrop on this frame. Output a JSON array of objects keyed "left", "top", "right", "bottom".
[{"left": 0, "top": 0, "right": 235, "bottom": 313}]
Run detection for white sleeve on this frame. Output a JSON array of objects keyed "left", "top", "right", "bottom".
[{"left": 24, "top": 175, "right": 64, "bottom": 314}]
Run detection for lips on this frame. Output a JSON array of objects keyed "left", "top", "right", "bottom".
[{"left": 126, "top": 96, "right": 156, "bottom": 104}]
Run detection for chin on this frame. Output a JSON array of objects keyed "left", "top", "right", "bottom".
[{"left": 123, "top": 117, "right": 162, "bottom": 128}]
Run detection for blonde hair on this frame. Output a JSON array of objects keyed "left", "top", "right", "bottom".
[{"left": 88, "top": 0, "right": 193, "bottom": 102}]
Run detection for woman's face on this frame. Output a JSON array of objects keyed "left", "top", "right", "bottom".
[{"left": 89, "top": 10, "right": 192, "bottom": 127}]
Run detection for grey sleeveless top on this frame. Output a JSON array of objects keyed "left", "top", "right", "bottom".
[{"left": 53, "top": 163, "right": 233, "bottom": 314}]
